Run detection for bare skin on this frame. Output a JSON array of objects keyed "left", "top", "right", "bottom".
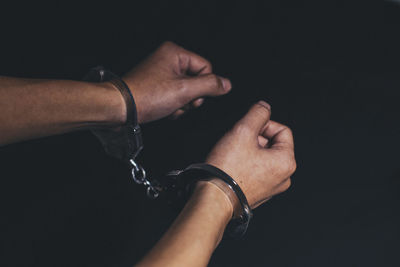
[
  {"left": 136, "top": 102, "right": 296, "bottom": 267},
  {"left": 123, "top": 41, "right": 231, "bottom": 123},
  {"left": 0, "top": 78, "right": 124, "bottom": 145},
  {"left": 206, "top": 102, "right": 296, "bottom": 209},
  {"left": 0, "top": 42, "right": 296, "bottom": 267},
  {"left": 0, "top": 42, "right": 231, "bottom": 146},
  {"left": 136, "top": 182, "right": 233, "bottom": 267}
]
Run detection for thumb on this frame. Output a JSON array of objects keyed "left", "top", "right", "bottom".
[
  {"left": 180, "top": 74, "right": 231, "bottom": 102},
  {"left": 238, "top": 101, "right": 272, "bottom": 134}
]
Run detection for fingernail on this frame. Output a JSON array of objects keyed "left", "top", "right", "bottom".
[
  {"left": 257, "top": 100, "right": 271, "bottom": 110},
  {"left": 219, "top": 77, "right": 231, "bottom": 92},
  {"left": 194, "top": 98, "right": 204, "bottom": 107},
  {"left": 219, "top": 77, "right": 226, "bottom": 90}
]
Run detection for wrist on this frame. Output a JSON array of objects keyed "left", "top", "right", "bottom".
[
  {"left": 96, "top": 81, "right": 127, "bottom": 127},
  {"left": 192, "top": 181, "right": 233, "bottom": 225},
  {"left": 67, "top": 81, "right": 126, "bottom": 129},
  {"left": 202, "top": 179, "right": 241, "bottom": 218}
]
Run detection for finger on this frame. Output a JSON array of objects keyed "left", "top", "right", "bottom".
[
  {"left": 169, "top": 109, "right": 185, "bottom": 120},
  {"left": 181, "top": 103, "right": 192, "bottom": 111},
  {"left": 238, "top": 101, "right": 271, "bottom": 135},
  {"left": 191, "top": 98, "right": 204, "bottom": 108},
  {"left": 186, "top": 52, "right": 213, "bottom": 75},
  {"left": 261, "top": 120, "right": 294, "bottom": 150},
  {"left": 180, "top": 74, "right": 231, "bottom": 102},
  {"left": 159, "top": 41, "right": 213, "bottom": 75},
  {"left": 177, "top": 48, "right": 213, "bottom": 75},
  {"left": 169, "top": 99, "right": 203, "bottom": 120},
  {"left": 258, "top": 135, "right": 269, "bottom": 147}
]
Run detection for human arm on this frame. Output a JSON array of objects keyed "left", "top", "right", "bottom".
[
  {"left": 0, "top": 42, "right": 231, "bottom": 146},
  {"left": 136, "top": 181, "right": 233, "bottom": 267},
  {"left": 0, "top": 77, "right": 125, "bottom": 145},
  {"left": 136, "top": 101, "right": 297, "bottom": 266}
]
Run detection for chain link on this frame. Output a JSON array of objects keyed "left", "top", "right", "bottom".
[{"left": 129, "top": 159, "right": 160, "bottom": 199}]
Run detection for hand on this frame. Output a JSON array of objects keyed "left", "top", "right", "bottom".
[
  {"left": 205, "top": 101, "right": 296, "bottom": 209},
  {"left": 122, "top": 41, "right": 232, "bottom": 123}
]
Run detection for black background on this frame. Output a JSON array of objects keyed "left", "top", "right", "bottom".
[{"left": 1, "top": 0, "right": 399, "bottom": 266}]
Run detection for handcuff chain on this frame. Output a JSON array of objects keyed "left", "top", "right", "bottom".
[{"left": 130, "top": 159, "right": 160, "bottom": 199}]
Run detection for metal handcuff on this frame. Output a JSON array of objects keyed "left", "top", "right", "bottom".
[
  {"left": 83, "top": 66, "right": 252, "bottom": 238},
  {"left": 83, "top": 66, "right": 160, "bottom": 198}
]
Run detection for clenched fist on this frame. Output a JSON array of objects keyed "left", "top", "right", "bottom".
[
  {"left": 206, "top": 101, "right": 296, "bottom": 210},
  {"left": 122, "top": 41, "right": 232, "bottom": 123}
]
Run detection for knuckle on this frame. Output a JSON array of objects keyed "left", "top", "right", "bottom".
[
  {"left": 284, "top": 126, "right": 293, "bottom": 137},
  {"left": 159, "top": 41, "right": 177, "bottom": 53},
  {"left": 161, "top": 41, "right": 175, "bottom": 48},
  {"left": 282, "top": 152, "right": 296, "bottom": 175},
  {"left": 289, "top": 159, "right": 297, "bottom": 174},
  {"left": 207, "top": 74, "right": 220, "bottom": 88},
  {"left": 281, "top": 179, "right": 291, "bottom": 192},
  {"left": 276, "top": 124, "right": 292, "bottom": 136}
]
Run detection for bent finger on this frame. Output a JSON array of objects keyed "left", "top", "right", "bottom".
[
  {"left": 238, "top": 101, "right": 271, "bottom": 135},
  {"left": 181, "top": 74, "right": 231, "bottom": 102},
  {"left": 176, "top": 44, "right": 213, "bottom": 74},
  {"left": 262, "top": 120, "right": 294, "bottom": 150},
  {"left": 258, "top": 135, "right": 269, "bottom": 148},
  {"left": 169, "top": 109, "right": 186, "bottom": 120},
  {"left": 191, "top": 98, "right": 204, "bottom": 108}
]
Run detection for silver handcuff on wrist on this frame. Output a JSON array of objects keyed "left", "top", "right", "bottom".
[
  {"left": 83, "top": 66, "right": 160, "bottom": 199},
  {"left": 83, "top": 66, "right": 251, "bottom": 238}
]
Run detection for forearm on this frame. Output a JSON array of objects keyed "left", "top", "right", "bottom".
[
  {"left": 0, "top": 76, "right": 125, "bottom": 145},
  {"left": 136, "top": 182, "right": 233, "bottom": 267}
]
